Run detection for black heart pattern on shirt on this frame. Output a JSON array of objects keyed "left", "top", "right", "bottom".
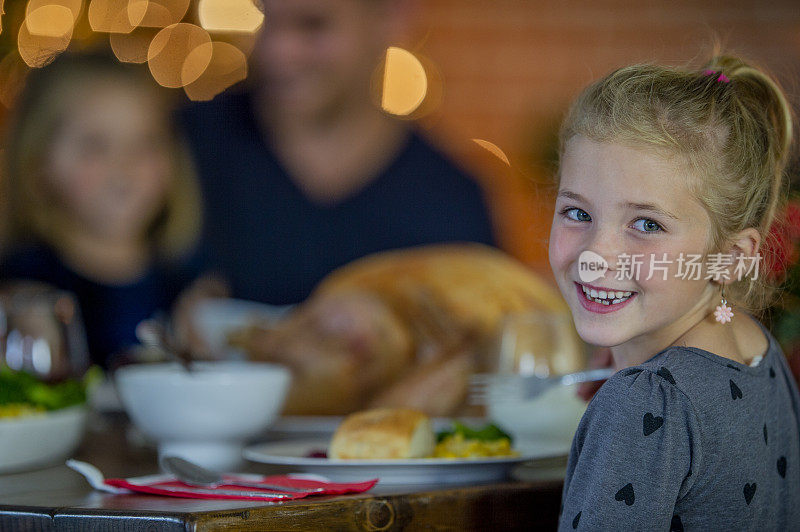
[
  {"left": 572, "top": 511, "right": 581, "bottom": 529},
  {"left": 657, "top": 367, "right": 676, "bottom": 385},
  {"left": 778, "top": 456, "right": 787, "bottom": 478},
  {"left": 770, "top": 367, "right": 776, "bottom": 378},
  {"left": 743, "top": 483, "right": 757, "bottom": 505},
  {"left": 730, "top": 380, "right": 743, "bottom": 400},
  {"left": 764, "top": 424, "right": 768, "bottom": 444},
  {"left": 643, "top": 413, "right": 664, "bottom": 436},
  {"left": 615, "top": 483, "right": 635, "bottom": 506},
  {"left": 670, "top": 514, "right": 684, "bottom": 532}
]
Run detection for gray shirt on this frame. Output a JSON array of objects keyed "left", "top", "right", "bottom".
[{"left": 559, "top": 322, "right": 800, "bottom": 530}]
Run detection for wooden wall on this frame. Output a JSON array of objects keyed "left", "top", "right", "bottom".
[{"left": 410, "top": 0, "right": 800, "bottom": 276}]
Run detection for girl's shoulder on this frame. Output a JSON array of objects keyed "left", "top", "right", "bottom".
[
  {"left": 588, "top": 360, "right": 697, "bottom": 425},
  {"left": 594, "top": 321, "right": 792, "bottom": 427}
]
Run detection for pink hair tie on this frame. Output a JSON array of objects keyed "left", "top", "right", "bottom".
[{"left": 703, "top": 69, "right": 730, "bottom": 83}]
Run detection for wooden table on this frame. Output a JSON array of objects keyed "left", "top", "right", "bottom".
[{"left": 0, "top": 413, "right": 565, "bottom": 531}]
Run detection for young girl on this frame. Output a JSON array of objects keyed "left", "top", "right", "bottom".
[
  {"left": 0, "top": 52, "right": 216, "bottom": 369},
  {"left": 550, "top": 56, "right": 800, "bottom": 529}
]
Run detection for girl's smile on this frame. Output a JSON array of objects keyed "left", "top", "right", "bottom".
[
  {"left": 549, "top": 136, "right": 718, "bottom": 366},
  {"left": 575, "top": 282, "right": 637, "bottom": 313}
]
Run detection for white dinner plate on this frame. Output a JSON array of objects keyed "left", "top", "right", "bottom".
[
  {"left": 0, "top": 405, "right": 87, "bottom": 473},
  {"left": 243, "top": 438, "right": 569, "bottom": 485}
]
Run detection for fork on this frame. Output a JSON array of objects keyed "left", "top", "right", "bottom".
[{"left": 469, "top": 367, "right": 616, "bottom": 404}]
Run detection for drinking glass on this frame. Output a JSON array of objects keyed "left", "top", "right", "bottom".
[
  {"left": 487, "top": 311, "right": 589, "bottom": 445},
  {"left": 0, "top": 282, "right": 90, "bottom": 381},
  {"left": 492, "top": 311, "right": 586, "bottom": 377}
]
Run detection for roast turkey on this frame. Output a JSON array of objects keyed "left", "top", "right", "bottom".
[{"left": 231, "top": 244, "right": 583, "bottom": 415}]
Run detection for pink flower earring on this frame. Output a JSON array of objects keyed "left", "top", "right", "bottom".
[{"left": 714, "top": 285, "right": 734, "bottom": 324}]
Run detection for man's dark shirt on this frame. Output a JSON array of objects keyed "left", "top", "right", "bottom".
[{"left": 179, "top": 90, "right": 497, "bottom": 304}]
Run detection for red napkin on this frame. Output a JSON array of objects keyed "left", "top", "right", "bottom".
[{"left": 104, "top": 475, "right": 378, "bottom": 501}]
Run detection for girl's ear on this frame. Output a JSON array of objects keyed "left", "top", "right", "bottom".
[
  {"left": 725, "top": 227, "right": 761, "bottom": 282},
  {"left": 729, "top": 228, "right": 761, "bottom": 257}
]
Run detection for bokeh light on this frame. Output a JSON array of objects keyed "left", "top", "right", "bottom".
[
  {"left": 183, "top": 41, "right": 247, "bottom": 101},
  {"left": 88, "top": 0, "right": 147, "bottom": 33},
  {"left": 381, "top": 46, "right": 428, "bottom": 116},
  {"left": 25, "top": 4, "right": 75, "bottom": 38},
  {"left": 147, "top": 22, "right": 211, "bottom": 88},
  {"left": 138, "top": 0, "right": 190, "bottom": 29},
  {"left": 197, "top": 0, "right": 263, "bottom": 33},
  {"left": 472, "top": 139, "right": 511, "bottom": 166},
  {"left": 26, "top": 0, "right": 83, "bottom": 25},
  {"left": 109, "top": 26, "right": 158, "bottom": 63},
  {"left": 18, "top": 6, "right": 74, "bottom": 67}
]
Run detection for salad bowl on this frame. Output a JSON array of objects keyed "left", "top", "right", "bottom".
[{"left": 0, "top": 405, "right": 87, "bottom": 473}]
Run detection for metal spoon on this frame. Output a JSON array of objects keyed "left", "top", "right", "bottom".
[{"left": 159, "top": 455, "right": 326, "bottom": 493}]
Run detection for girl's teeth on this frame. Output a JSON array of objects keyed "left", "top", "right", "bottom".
[{"left": 581, "top": 285, "right": 633, "bottom": 305}]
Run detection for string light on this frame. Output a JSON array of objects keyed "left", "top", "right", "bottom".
[
  {"left": 147, "top": 22, "right": 211, "bottom": 88},
  {"left": 381, "top": 46, "right": 428, "bottom": 116},
  {"left": 197, "top": 0, "right": 263, "bottom": 34},
  {"left": 183, "top": 41, "right": 247, "bottom": 101}
]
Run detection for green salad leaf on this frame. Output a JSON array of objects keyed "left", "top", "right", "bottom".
[
  {"left": 436, "top": 421, "right": 513, "bottom": 444},
  {"left": 0, "top": 366, "right": 100, "bottom": 411}
]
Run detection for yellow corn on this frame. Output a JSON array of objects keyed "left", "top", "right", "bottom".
[
  {"left": 432, "top": 433, "right": 519, "bottom": 458},
  {"left": 0, "top": 404, "right": 45, "bottom": 418}
]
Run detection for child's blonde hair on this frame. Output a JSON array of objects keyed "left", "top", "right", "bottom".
[
  {"left": 1, "top": 51, "right": 201, "bottom": 261},
  {"left": 559, "top": 55, "right": 795, "bottom": 314}
]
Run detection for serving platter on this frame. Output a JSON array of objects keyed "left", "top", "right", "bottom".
[{"left": 243, "top": 438, "right": 569, "bottom": 485}]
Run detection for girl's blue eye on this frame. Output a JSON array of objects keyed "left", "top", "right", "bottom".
[
  {"left": 632, "top": 218, "right": 662, "bottom": 233},
  {"left": 563, "top": 208, "right": 591, "bottom": 222}
]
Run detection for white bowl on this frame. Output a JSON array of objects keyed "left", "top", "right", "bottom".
[
  {"left": 115, "top": 361, "right": 290, "bottom": 471},
  {"left": 487, "top": 384, "right": 587, "bottom": 448},
  {"left": 0, "top": 405, "right": 87, "bottom": 473}
]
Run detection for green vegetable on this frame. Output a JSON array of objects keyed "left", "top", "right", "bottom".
[
  {"left": 0, "top": 366, "right": 100, "bottom": 411},
  {"left": 436, "top": 421, "right": 513, "bottom": 444}
]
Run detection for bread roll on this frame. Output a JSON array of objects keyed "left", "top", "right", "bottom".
[{"left": 329, "top": 408, "right": 435, "bottom": 459}]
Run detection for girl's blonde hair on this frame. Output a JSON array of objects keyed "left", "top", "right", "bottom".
[
  {"left": 1, "top": 51, "right": 201, "bottom": 261},
  {"left": 559, "top": 55, "right": 795, "bottom": 314}
]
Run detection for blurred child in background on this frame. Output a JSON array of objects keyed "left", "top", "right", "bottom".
[{"left": 0, "top": 52, "right": 218, "bottom": 369}]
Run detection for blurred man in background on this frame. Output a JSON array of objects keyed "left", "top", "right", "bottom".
[{"left": 180, "top": 0, "right": 496, "bottom": 305}]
